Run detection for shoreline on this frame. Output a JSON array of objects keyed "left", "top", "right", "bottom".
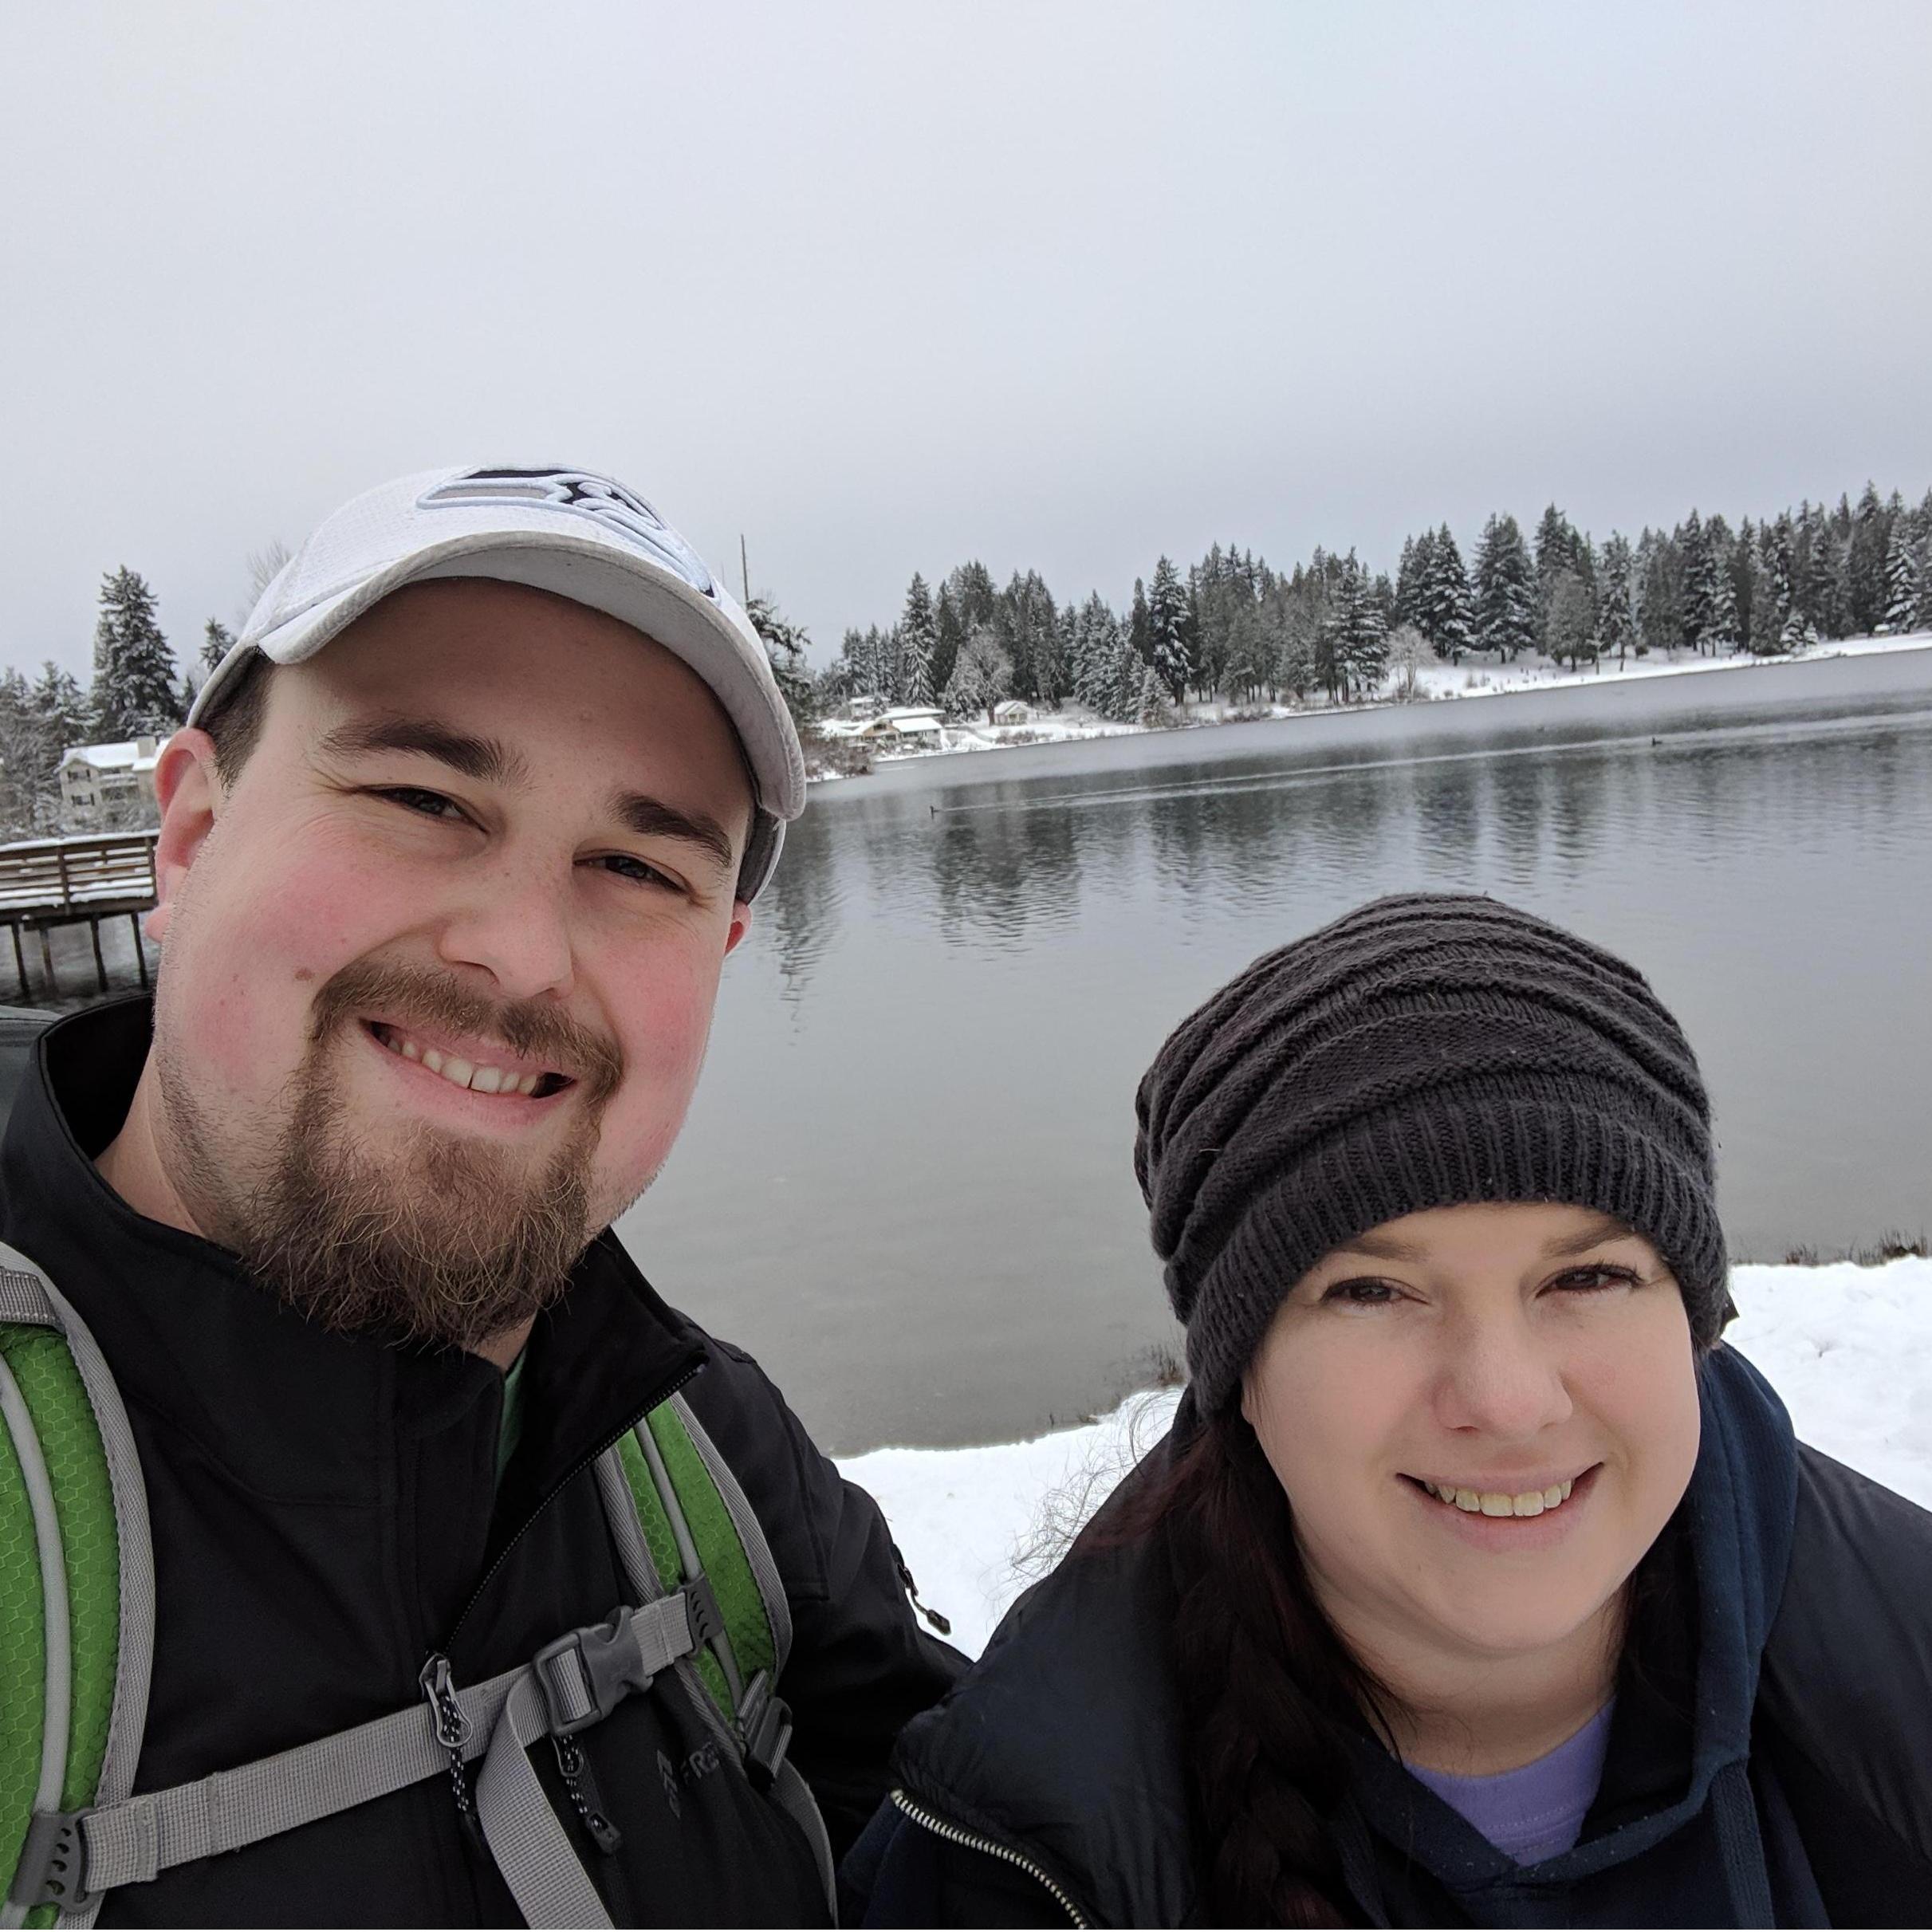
[{"left": 806, "top": 632, "right": 1932, "bottom": 783}]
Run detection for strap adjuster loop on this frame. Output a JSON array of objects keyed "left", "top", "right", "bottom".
[{"left": 9, "top": 1809, "right": 93, "bottom": 1912}]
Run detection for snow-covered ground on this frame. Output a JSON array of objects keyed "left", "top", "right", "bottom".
[
  {"left": 809, "top": 632, "right": 1932, "bottom": 782},
  {"left": 839, "top": 1256, "right": 1932, "bottom": 1658}
]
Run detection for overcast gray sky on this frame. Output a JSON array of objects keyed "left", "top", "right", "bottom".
[{"left": 4, "top": 0, "right": 1929, "bottom": 678}]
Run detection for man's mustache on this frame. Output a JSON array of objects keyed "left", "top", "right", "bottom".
[{"left": 309, "top": 958, "right": 624, "bottom": 1108}]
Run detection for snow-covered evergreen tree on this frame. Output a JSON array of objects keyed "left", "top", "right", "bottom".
[
  {"left": 1678, "top": 510, "right": 1723, "bottom": 654},
  {"left": 1596, "top": 533, "right": 1637, "bottom": 666},
  {"left": 1071, "top": 592, "right": 1127, "bottom": 715},
  {"left": 1471, "top": 514, "right": 1537, "bottom": 660},
  {"left": 897, "top": 573, "right": 937, "bottom": 706},
  {"left": 1327, "top": 553, "right": 1387, "bottom": 697},
  {"left": 201, "top": 617, "right": 237, "bottom": 674},
  {"left": 1706, "top": 554, "right": 1739, "bottom": 653},
  {"left": 1799, "top": 513, "right": 1840, "bottom": 639},
  {"left": 1883, "top": 526, "right": 1919, "bottom": 633},
  {"left": 1147, "top": 556, "right": 1192, "bottom": 702},
  {"left": 931, "top": 583, "right": 964, "bottom": 699},
  {"left": 1545, "top": 570, "right": 1597, "bottom": 670},
  {"left": 746, "top": 595, "right": 819, "bottom": 728},
  {"left": 1844, "top": 483, "right": 1891, "bottom": 636},
  {"left": 1417, "top": 524, "right": 1474, "bottom": 659},
  {"left": 90, "top": 567, "right": 180, "bottom": 739}
]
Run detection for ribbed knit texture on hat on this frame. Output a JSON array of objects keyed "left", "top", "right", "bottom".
[{"left": 1135, "top": 894, "right": 1728, "bottom": 1416}]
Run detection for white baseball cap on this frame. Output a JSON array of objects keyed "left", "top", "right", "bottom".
[{"left": 189, "top": 464, "right": 806, "bottom": 899}]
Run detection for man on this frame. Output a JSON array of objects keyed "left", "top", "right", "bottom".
[{"left": 0, "top": 466, "right": 960, "bottom": 1924}]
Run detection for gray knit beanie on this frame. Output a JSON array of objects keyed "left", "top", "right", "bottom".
[{"left": 1135, "top": 893, "right": 1729, "bottom": 1417}]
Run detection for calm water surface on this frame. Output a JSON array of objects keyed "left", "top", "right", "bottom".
[{"left": 621, "top": 651, "right": 1932, "bottom": 1452}]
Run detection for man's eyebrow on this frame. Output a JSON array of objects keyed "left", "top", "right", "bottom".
[
  {"left": 610, "top": 790, "right": 737, "bottom": 875},
  {"left": 316, "top": 716, "right": 529, "bottom": 788}
]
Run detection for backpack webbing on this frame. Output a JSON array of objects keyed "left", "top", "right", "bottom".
[
  {"left": 0, "top": 1329, "right": 119, "bottom": 1931},
  {"left": 618, "top": 1404, "right": 777, "bottom": 1721}
]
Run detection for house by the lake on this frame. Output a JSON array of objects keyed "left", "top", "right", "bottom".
[{"left": 58, "top": 738, "right": 162, "bottom": 825}]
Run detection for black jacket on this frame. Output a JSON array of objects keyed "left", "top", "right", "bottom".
[
  {"left": 848, "top": 1348, "right": 1932, "bottom": 1927},
  {"left": 0, "top": 996, "right": 963, "bottom": 1925}
]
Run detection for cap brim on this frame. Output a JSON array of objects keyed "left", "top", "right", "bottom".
[{"left": 189, "top": 529, "right": 801, "bottom": 899}]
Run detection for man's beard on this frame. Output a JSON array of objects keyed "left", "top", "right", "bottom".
[{"left": 158, "top": 958, "right": 624, "bottom": 1352}]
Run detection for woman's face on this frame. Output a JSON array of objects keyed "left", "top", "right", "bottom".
[{"left": 1241, "top": 1202, "right": 1702, "bottom": 1686}]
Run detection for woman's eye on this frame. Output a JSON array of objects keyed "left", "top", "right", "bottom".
[
  {"left": 1549, "top": 1264, "right": 1639, "bottom": 1294},
  {"left": 1323, "top": 1277, "right": 1399, "bottom": 1307}
]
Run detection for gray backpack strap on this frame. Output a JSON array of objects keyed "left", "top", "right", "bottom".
[
  {"left": 46, "top": 1596, "right": 702, "bottom": 1914},
  {"left": 0, "top": 1245, "right": 155, "bottom": 1932}
]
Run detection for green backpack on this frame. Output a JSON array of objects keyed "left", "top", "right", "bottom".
[{"left": 0, "top": 1013, "right": 832, "bottom": 1929}]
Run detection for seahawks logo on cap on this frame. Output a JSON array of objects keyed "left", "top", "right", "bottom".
[{"left": 417, "top": 467, "right": 716, "bottom": 598}]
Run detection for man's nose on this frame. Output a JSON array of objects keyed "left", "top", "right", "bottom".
[
  {"left": 1432, "top": 1309, "right": 1574, "bottom": 1442},
  {"left": 432, "top": 854, "right": 576, "bottom": 1002}
]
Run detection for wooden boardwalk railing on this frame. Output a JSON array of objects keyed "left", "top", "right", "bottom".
[{"left": 0, "top": 830, "right": 159, "bottom": 1000}]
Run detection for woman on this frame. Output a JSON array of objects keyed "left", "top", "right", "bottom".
[{"left": 845, "top": 894, "right": 1932, "bottom": 1926}]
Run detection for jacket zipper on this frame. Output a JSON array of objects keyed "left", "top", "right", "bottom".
[
  {"left": 891, "top": 1788, "right": 1091, "bottom": 1927},
  {"left": 438, "top": 1357, "right": 702, "bottom": 1653}
]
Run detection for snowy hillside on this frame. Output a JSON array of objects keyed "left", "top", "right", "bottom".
[{"left": 841, "top": 1256, "right": 1932, "bottom": 1658}]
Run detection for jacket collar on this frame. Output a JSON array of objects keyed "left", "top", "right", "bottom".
[{"left": 0, "top": 995, "right": 705, "bottom": 1517}]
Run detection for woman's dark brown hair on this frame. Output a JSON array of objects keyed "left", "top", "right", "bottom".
[{"left": 1115, "top": 1399, "right": 1683, "bottom": 1929}]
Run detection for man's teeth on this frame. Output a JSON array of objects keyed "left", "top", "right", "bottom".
[
  {"left": 379, "top": 1029, "right": 544, "bottom": 1096},
  {"left": 1422, "top": 1478, "right": 1577, "bottom": 1517}
]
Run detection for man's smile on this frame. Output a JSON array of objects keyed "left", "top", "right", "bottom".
[{"left": 363, "top": 1019, "right": 574, "bottom": 1100}]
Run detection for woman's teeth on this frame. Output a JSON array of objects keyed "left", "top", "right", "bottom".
[
  {"left": 1422, "top": 1478, "right": 1577, "bottom": 1518},
  {"left": 376, "top": 1026, "right": 545, "bottom": 1097}
]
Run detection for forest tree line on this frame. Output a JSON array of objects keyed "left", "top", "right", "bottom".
[
  {"left": 4, "top": 485, "right": 1930, "bottom": 834},
  {"left": 813, "top": 481, "right": 1932, "bottom": 728}
]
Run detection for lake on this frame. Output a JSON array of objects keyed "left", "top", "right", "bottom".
[{"left": 631, "top": 649, "right": 1932, "bottom": 1453}]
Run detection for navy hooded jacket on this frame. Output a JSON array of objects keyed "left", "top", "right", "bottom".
[{"left": 846, "top": 1347, "right": 1932, "bottom": 1926}]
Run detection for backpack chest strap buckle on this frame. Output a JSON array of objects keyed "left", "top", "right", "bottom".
[{"left": 531, "top": 1589, "right": 708, "bottom": 1739}]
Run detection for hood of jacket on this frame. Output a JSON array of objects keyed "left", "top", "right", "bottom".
[{"left": 894, "top": 1347, "right": 1800, "bottom": 1927}]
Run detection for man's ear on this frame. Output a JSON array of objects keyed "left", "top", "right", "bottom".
[
  {"left": 146, "top": 730, "right": 222, "bottom": 944},
  {"left": 724, "top": 898, "right": 754, "bottom": 956}
]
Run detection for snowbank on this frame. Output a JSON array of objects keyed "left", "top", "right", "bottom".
[{"left": 839, "top": 1256, "right": 1932, "bottom": 1657}]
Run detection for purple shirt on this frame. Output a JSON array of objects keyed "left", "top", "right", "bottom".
[{"left": 1409, "top": 1702, "right": 1615, "bottom": 1865}]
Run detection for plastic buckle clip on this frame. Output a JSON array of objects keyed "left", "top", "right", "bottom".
[
  {"left": 533, "top": 1606, "right": 650, "bottom": 1738},
  {"left": 735, "top": 1672, "right": 794, "bottom": 1792},
  {"left": 8, "top": 1809, "right": 92, "bottom": 1913}
]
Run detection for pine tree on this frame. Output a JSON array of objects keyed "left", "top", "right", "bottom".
[
  {"left": 1678, "top": 511, "right": 1722, "bottom": 655},
  {"left": 1883, "top": 526, "right": 1919, "bottom": 633},
  {"left": 1545, "top": 570, "right": 1597, "bottom": 670},
  {"left": 897, "top": 573, "right": 937, "bottom": 706},
  {"left": 1394, "top": 532, "right": 1430, "bottom": 632},
  {"left": 932, "top": 583, "right": 964, "bottom": 698},
  {"left": 1071, "top": 592, "right": 1126, "bottom": 715},
  {"left": 1799, "top": 513, "right": 1840, "bottom": 638},
  {"left": 1596, "top": 533, "right": 1637, "bottom": 667},
  {"left": 1707, "top": 554, "right": 1739, "bottom": 653},
  {"left": 1413, "top": 524, "right": 1474, "bottom": 660},
  {"left": 202, "top": 618, "right": 237, "bottom": 673},
  {"left": 746, "top": 596, "right": 819, "bottom": 728},
  {"left": 1147, "top": 557, "right": 1191, "bottom": 702},
  {"left": 1636, "top": 530, "right": 1682, "bottom": 657},
  {"left": 1533, "top": 505, "right": 1588, "bottom": 651},
  {"left": 1471, "top": 514, "right": 1537, "bottom": 661},
  {"left": 1844, "top": 482, "right": 1891, "bottom": 636},
  {"left": 90, "top": 567, "right": 180, "bottom": 739},
  {"left": 1325, "top": 553, "right": 1387, "bottom": 698}
]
